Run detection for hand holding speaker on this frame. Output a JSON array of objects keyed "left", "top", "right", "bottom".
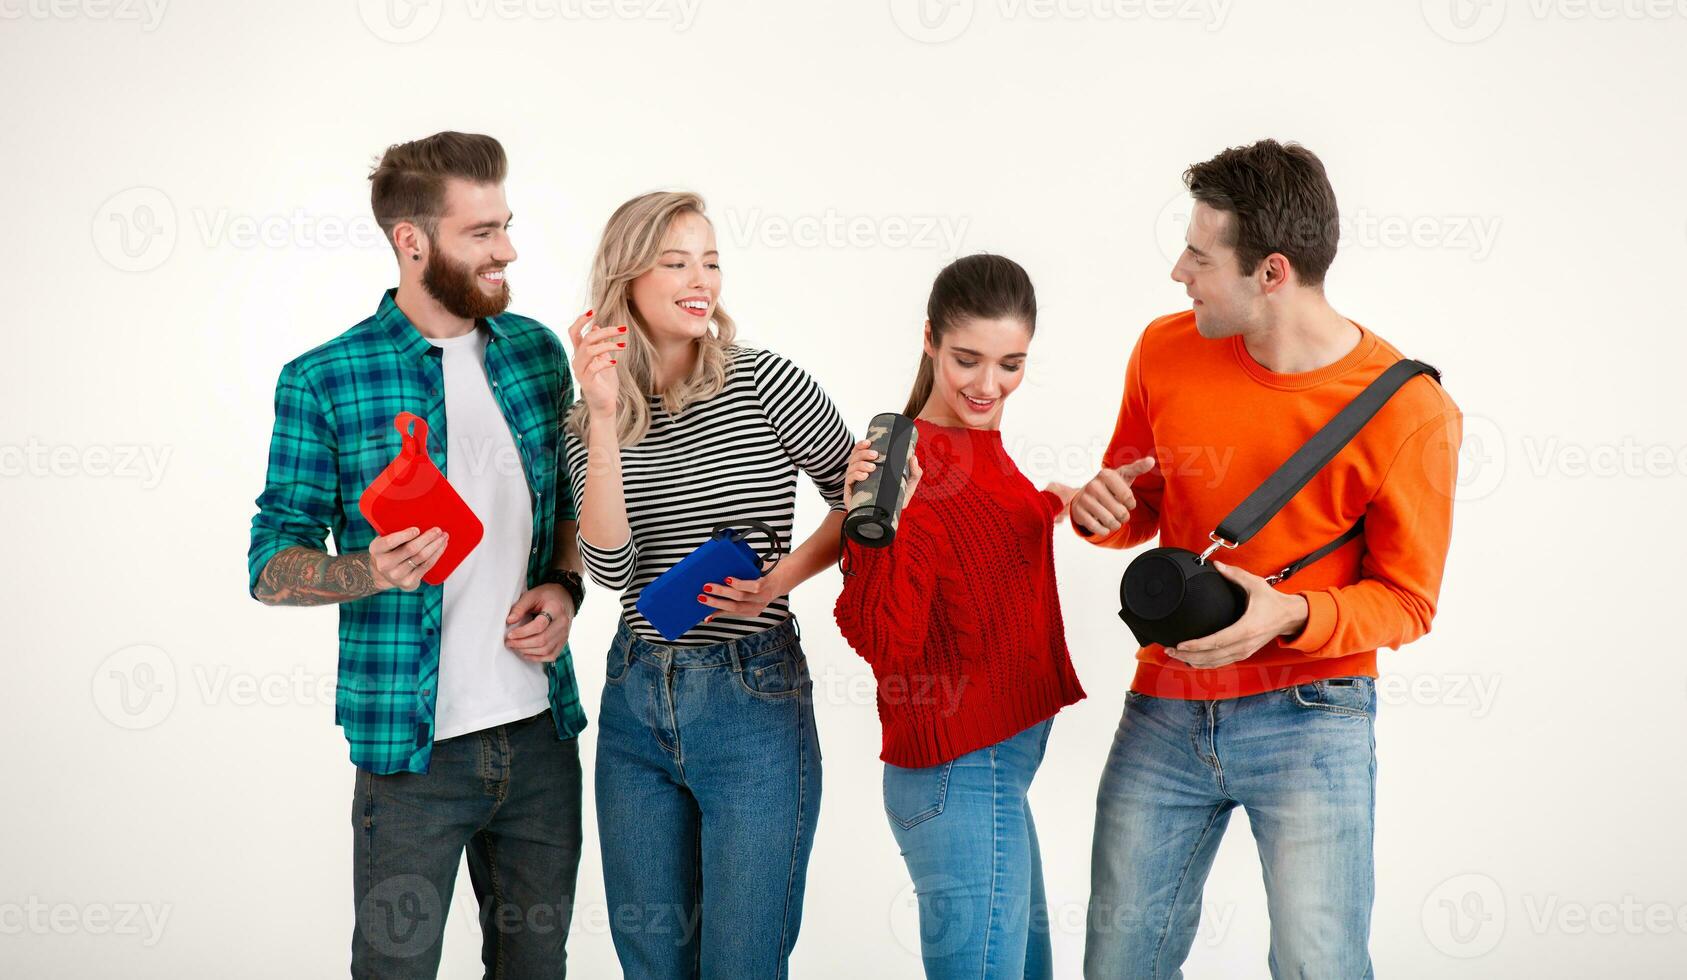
[{"left": 843, "top": 438, "right": 924, "bottom": 503}]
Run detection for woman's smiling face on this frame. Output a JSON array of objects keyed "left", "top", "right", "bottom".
[
  {"left": 628, "top": 210, "right": 721, "bottom": 346},
  {"left": 921, "top": 315, "right": 1031, "bottom": 429}
]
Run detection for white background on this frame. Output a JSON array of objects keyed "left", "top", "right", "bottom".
[{"left": 4, "top": 0, "right": 1685, "bottom": 976}]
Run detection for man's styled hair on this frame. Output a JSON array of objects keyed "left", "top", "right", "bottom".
[
  {"left": 1183, "top": 139, "right": 1340, "bottom": 287},
  {"left": 368, "top": 131, "right": 508, "bottom": 250}
]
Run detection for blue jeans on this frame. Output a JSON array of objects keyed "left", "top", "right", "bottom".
[
  {"left": 595, "top": 618, "right": 822, "bottom": 980},
  {"left": 1084, "top": 679, "right": 1377, "bottom": 979},
  {"left": 351, "top": 709, "right": 584, "bottom": 979},
  {"left": 884, "top": 718, "right": 1055, "bottom": 980}
]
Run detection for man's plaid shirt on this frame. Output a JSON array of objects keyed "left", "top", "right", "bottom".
[{"left": 248, "top": 290, "right": 586, "bottom": 774}]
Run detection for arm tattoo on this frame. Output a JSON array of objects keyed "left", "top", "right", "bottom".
[{"left": 254, "top": 546, "right": 381, "bottom": 606}]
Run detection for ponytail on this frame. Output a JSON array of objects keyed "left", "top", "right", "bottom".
[{"left": 903, "top": 352, "right": 935, "bottom": 418}]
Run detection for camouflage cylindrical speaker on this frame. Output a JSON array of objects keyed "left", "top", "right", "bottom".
[{"left": 843, "top": 412, "right": 919, "bottom": 548}]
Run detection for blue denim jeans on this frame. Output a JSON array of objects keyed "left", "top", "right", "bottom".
[
  {"left": 350, "top": 709, "right": 584, "bottom": 979},
  {"left": 1085, "top": 678, "right": 1377, "bottom": 979},
  {"left": 884, "top": 718, "right": 1055, "bottom": 980},
  {"left": 595, "top": 617, "right": 822, "bottom": 980}
]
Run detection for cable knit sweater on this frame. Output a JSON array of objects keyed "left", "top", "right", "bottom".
[{"left": 833, "top": 418, "right": 1086, "bottom": 767}]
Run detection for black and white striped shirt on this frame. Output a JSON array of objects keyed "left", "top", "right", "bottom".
[{"left": 565, "top": 346, "right": 855, "bottom": 645}]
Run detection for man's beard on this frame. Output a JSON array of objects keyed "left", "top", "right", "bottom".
[{"left": 422, "top": 248, "right": 510, "bottom": 319}]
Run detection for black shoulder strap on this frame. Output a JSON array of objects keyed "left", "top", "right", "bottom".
[{"left": 1212, "top": 359, "right": 1441, "bottom": 575}]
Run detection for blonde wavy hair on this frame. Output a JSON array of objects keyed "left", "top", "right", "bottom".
[{"left": 565, "top": 191, "right": 738, "bottom": 447}]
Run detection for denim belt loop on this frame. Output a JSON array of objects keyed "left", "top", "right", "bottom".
[{"left": 727, "top": 644, "right": 745, "bottom": 674}]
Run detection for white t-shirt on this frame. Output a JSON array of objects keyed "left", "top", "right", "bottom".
[{"left": 428, "top": 326, "right": 549, "bottom": 741}]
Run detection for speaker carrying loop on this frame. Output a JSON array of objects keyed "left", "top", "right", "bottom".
[{"left": 1197, "top": 533, "right": 1238, "bottom": 565}]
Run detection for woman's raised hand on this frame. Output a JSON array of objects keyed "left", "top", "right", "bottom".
[{"left": 566, "top": 310, "right": 627, "bottom": 416}]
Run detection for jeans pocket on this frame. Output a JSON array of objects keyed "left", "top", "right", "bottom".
[
  {"left": 735, "top": 645, "right": 804, "bottom": 701},
  {"left": 1289, "top": 676, "right": 1375, "bottom": 717},
  {"left": 604, "top": 644, "right": 632, "bottom": 686},
  {"left": 883, "top": 760, "right": 953, "bottom": 830}
]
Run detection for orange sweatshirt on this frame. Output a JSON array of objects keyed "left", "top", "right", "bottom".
[{"left": 1078, "top": 310, "right": 1462, "bottom": 700}]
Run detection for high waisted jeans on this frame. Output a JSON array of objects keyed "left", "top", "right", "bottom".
[
  {"left": 884, "top": 718, "right": 1056, "bottom": 980},
  {"left": 595, "top": 617, "right": 822, "bottom": 980},
  {"left": 1085, "top": 678, "right": 1378, "bottom": 979}
]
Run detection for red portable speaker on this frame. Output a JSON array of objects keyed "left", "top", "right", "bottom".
[{"left": 357, "top": 412, "right": 484, "bottom": 585}]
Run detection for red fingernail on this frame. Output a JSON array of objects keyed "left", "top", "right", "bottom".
[
  {"left": 724, "top": 577, "right": 734, "bottom": 584},
  {"left": 586, "top": 308, "right": 594, "bottom": 317},
  {"left": 618, "top": 326, "right": 628, "bottom": 333},
  {"left": 610, "top": 359, "right": 617, "bottom": 364},
  {"left": 617, "top": 342, "right": 626, "bottom": 348},
  {"left": 697, "top": 594, "right": 708, "bottom": 602},
  {"left": 703, "top": 585, "right": 712, "bottom": 593}
]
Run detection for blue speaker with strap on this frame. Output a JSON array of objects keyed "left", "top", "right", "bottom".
[{"left": 636, "top": 521, "right": 787, "bottom": 641}]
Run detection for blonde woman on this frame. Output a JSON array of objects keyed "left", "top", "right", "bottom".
[{"left": 562, "top": 191, "right": 853, "bottom": 978}]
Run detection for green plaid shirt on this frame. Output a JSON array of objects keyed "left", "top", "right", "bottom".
[{"left": 248, "top": 289, "right": 587, "bottom": 774}]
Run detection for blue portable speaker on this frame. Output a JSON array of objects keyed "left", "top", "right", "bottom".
[{"left": 635, "top": 521, "right": 787, "bottom": 642}]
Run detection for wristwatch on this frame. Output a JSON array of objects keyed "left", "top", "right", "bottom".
[{"left": 541, "top": 568, "right": 585, "bottom": 614}]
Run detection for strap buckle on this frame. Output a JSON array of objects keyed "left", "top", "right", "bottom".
[
  {"left": 1264, "top": 565, "right": 1295, "bottom": 586},
  {"left": 1197, "top": 533, "right": 1238, "bottom": 565}
]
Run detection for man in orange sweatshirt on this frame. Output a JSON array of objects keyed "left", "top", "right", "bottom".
[{"left": 1073, "top": 140, "right": 1462, "bottom": 979}]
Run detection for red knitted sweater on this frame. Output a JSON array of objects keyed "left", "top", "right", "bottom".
[{"left": 833, "top": 419, "right": 1086, "bottom": 767}]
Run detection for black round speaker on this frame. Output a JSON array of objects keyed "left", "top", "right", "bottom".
[{"left": 1118, "top": 547, "right": 1249, "bottom": 647}]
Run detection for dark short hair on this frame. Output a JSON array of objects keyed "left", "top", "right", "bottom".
[
  {"left": 368, "top": 131, "right": 508, "bottom": 248},
  {"left": 1183, "top": 139, "right": 1339, "bottom": 287}
]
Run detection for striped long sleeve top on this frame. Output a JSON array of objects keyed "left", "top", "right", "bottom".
[{"left": 564, "top": 345, "right": 855, "bottom": 645}]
